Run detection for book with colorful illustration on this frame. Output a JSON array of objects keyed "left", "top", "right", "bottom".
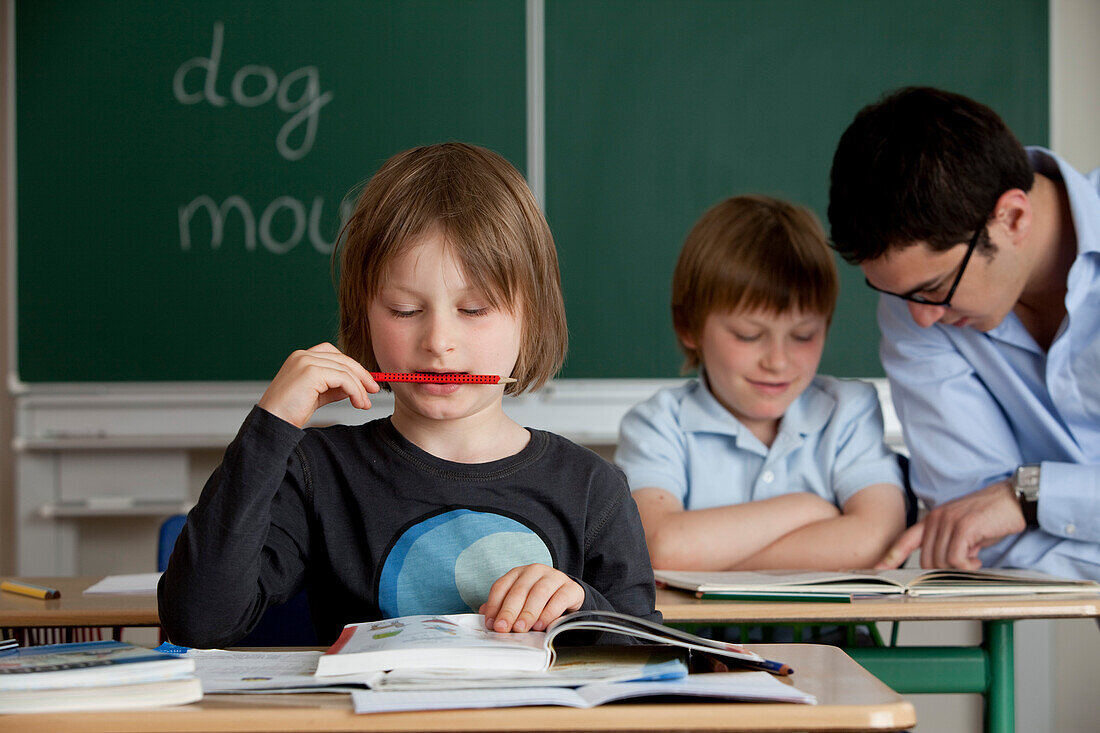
[{"left": 315, "top": 610, "right": 782, "bottom": 678}]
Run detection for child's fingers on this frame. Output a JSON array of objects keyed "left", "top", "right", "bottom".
[
  {"left": 490, "top": 568, "right": 542, "bottom": 632},
  {"left": 509, "top": 573, "right": 566, "bottom": 632},
  {"left": 303, "top": 359, "right": 372, "bottom": 411},
  {"left": 261, "top": 347, "right": 376, "bottom": 425},
  {"left": 532, "top": 581, "right": 584, "bottom": 631},
  {"left": 480, "top": 567, "right": 522, "bottom": 628},
  {"left": 484, "top": 566, "right": 583, "bottom": 633},
  {"left": 316, "top": 345, "right": 381, "bottom": 394},
  {"left": 875, "top": 523, "right": 922, "bottom": 569},
  {"left": 302, "top": 345, "right": 379, "bottom": 402}
]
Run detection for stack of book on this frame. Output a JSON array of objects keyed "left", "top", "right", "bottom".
[
  {"left": 167, "top": 610, "right": 817, "bottom": 712},
  {"left": 0, "top": 639, "right": 201, "bottom": 714},
  {"left": 312, "top": 610, "right": 816, "bottom": 712}
]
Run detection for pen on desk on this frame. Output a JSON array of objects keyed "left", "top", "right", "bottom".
[
  {"left": 749, "top": 658, "right": 794, "bottom": 676},
  {"left": 1, "top": 580, "right": 61, "bottom": 600},
  {"left": 0, "top": 639, "right": 19, "bottom": 658},
  {"left": 369, "top": 372, "right": 516, "bottom": 385},
  {"left": 693, "top": 650, "right": 793, "bottom": 676}
]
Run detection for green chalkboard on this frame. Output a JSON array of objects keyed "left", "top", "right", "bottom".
[
  {"left": 15, "top": 0, "right": 526, "bottom": 382},
  {"left": 15, "top": 1, "right": 1048, "bottom": 382},
  {"left": 546, "top": 0, "right": 1048, "bottom": 378}
]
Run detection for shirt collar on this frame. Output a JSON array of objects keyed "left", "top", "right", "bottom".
[
  {"left": 679, "top": 373, "right": 836, "bottom": 445},
  {"left": 1027, "top": 147, "right": 1100, "bottom": 260},
  {"left": 986, "top": 148, "right": 1100, "bottom": 344}
]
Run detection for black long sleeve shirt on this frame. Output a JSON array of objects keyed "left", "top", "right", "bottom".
[{"left": 159, "top": 406, "right": 659, "bottom": 647}]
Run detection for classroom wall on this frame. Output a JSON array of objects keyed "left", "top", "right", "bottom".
[
  {"left": 1051, "top": 0, "right": 1100, "bottom": 171},
  {"left": 1, "top": 0, "right": 12, "bottom": 575},
  {"left": 2, "top": 2, "right": 1100, "bottom": 730}
]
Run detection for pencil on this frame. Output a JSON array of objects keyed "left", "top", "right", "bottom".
[
  {"left": 749, "top": 657, "right": 794, "bottom": 676},
  {"left": 369, "top": 372, "right": 516, "bottom": 385},
  {"left": 1, "top": 580, "right": 61, "bottom": 600},
  {"left": 693, "top": 650, "right": 793, "bottom": 676}
]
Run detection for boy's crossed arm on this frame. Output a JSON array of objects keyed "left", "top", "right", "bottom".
[
  {"left": 634, "top": 484, "right": 904, "bottom": 571},
  {"left": 734, "top": 484, "right": 906, "bottom": 570},
  {"left": 634, "top": 488, "right": 838, "bottom": 570}
]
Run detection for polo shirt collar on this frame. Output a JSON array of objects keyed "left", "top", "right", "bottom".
[{"left": 679, "top": 372, "right": 837, "bottom": 446}]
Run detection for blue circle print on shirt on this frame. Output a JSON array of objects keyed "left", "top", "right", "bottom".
[{"left": 377, "top": 508, "right": 554, "bottom": 618}]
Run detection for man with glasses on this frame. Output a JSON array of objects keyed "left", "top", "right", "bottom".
[{"left": 827, "top": 87, "right": 1100, "bottom": 581}]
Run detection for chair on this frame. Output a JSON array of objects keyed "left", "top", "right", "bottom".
[{"left": 157, "top": 514, "right": 317, "bottom": 646}]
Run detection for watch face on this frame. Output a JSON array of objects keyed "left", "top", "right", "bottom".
[{"left": 1015, "top": 465, "right": 1040, "bottom": 499}]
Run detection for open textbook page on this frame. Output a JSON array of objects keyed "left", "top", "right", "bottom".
[
  {"left": 315, "top": 610, "right": 768, "bottom": 678},
  {"left": 169, "top": 646, "right": 686, "bottom": 694},
  {"left": 655, "top": 567, "right": 1100, "bottom": 598},
  {"left": 353, "top": 670, "right": 816, "bottom": 713}
]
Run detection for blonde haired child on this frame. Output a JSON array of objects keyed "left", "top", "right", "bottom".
[{"left": 160, "top": 143, "right": 658, "bottom": 647}]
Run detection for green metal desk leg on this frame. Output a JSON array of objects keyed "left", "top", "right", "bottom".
[{"left": 984, "top": 619, "right": 1014, "bottom": 733}]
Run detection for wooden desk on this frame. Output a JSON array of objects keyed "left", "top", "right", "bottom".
[
  {"left": 2, "top": 644, "right": 915, "bottom": 732},
  {"left": 657, "top": 587, "right": 1100, "bottom": 733},
  {"left": 0, "top": 576, "right": 160, "bottom": 631}
]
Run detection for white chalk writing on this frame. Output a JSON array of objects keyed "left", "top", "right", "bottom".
[
  {"left": 178, "top": 194, "right": 353, "bottom": 255},
  {"left": 173, "top": 21, "right": 333, "bottom": 161},
  {"left": 174, "top": 22, "right": 343, "bottom": 254}
]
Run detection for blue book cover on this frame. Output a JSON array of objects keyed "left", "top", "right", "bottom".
[{"left": 0, "top": 641, "right": 194, "bottom": 691}]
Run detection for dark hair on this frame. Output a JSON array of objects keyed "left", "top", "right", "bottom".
[
  {"left": 335, "top": 143, "right": 567, "bottom": 394},
  {"left": 827, "top": 87, "right": 1034, "bottom": 264},
  {"left": 671, "top": 195, "right": 837, "bottom": 372}
]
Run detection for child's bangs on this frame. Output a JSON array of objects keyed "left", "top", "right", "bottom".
[
  {"left": 709, "top": 236, "right": 836, "bottom": 319},
  {"left": 438, "top": 219, "right": 523, "bottom": 315}
]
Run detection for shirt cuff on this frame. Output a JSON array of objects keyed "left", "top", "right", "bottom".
[{"left": 1038, "top": 461, "right": 1100, "bottom": 542}]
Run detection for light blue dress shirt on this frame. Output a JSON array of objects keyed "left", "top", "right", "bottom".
[
  {"left": 879, "top": 148, "right": 1100, "bottom": 581},
  {"left": 615, "top": 375, "right": 903, "bottom": 511}
]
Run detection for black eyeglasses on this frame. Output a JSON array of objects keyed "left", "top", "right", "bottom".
[{"left": 864, "top": 221, "right": 985, "bottom": 307}]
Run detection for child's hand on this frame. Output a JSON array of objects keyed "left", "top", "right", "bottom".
[
  {"left": 257, "top": 343, "right": 380, "bottom": 428},
  {"left": 479, "top": 564, "right": 585, "bottom": 633}
]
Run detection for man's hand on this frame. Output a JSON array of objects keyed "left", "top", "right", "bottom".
[
  {"left": 478, "top": 564, "right": 585, "bottom": 633},
  {"left": 875, "top": 480, "right": 1028, "bottom": 570}
]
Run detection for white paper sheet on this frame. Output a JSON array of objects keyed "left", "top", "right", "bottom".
[
  {"left": 83, "top": 573, "right": 163, "bottom": 594},
  {"left": 186, "top": 649, "right": 381, "bottom": 693},
  {"left": 353, "top": 670, "right": 816, "bottom": 712}
]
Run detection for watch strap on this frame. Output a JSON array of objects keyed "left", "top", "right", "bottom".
[{"left": 1013, "top": 464, "right": 1040, "bottom": 527}]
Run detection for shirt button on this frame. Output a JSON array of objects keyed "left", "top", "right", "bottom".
[
  {"left": 1066, "top": 523, "right": 1076, "bottom": 535},
  {"left": 762, "top": 470, "right": 775, "bottom": 483}
]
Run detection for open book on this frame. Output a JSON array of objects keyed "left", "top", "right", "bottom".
[
  {"left": 655, "top": 568, "right": 1100, "bottom": 599},
  {"left": 176, "top": 646, "right": 687, "bottom": 694},
  {"left": 315, "top": 610, "right": 784, "bottom": 678}
]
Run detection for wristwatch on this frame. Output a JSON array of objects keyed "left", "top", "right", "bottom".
[{"left": 1012, "top": 464, "right": 1041, "bottom": 527}]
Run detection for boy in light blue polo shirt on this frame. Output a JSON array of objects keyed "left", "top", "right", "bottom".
[{"left": 617, "top": 195, "right": 906, "bottom": 571}]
